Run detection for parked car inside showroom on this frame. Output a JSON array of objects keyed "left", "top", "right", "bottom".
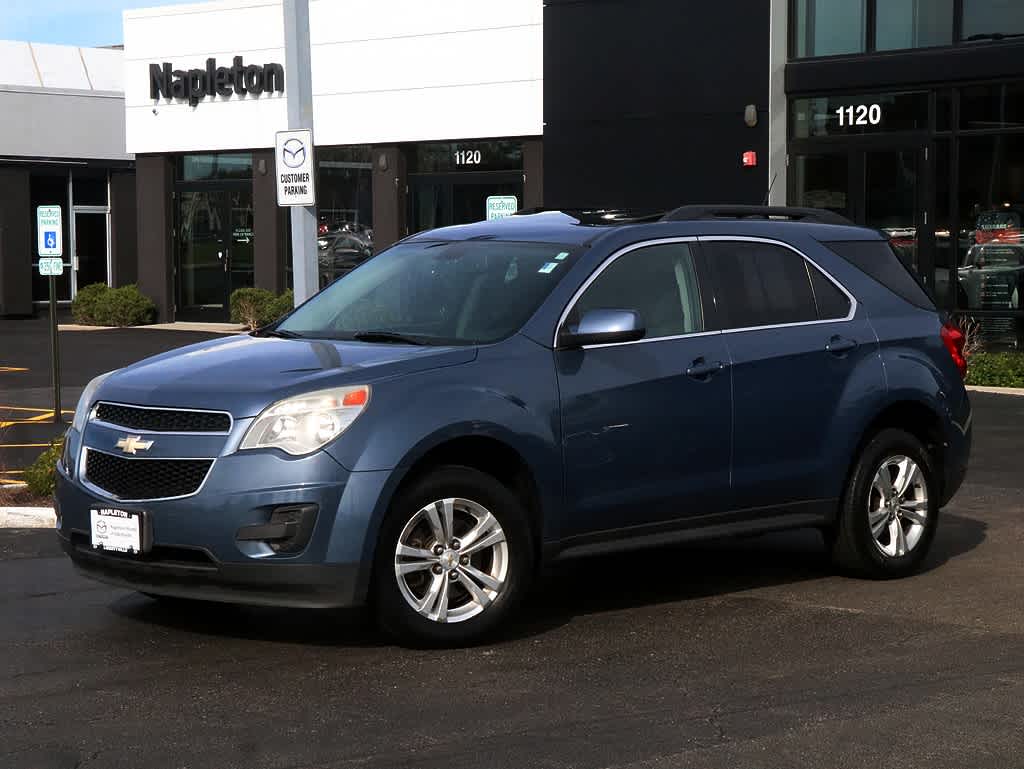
[{"left": 56, "top": 206, "right": 971, "bottom": 646}]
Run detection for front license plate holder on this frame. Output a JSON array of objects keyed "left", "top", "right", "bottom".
[{"left": 90, "top": 508, "right": 150, "bottom": 555}]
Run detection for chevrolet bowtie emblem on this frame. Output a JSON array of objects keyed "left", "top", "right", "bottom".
[{"left": 116, "top": 435, "right": 154, "bottom": 455}]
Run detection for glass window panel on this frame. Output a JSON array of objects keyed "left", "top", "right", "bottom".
[
  {"left": 71, "top": 173, "right": 107, "bottom": 206},
  {"left": 793, "top": 0, "right": 866, "bottom": 57},
  {"left": 705, "top": 242, "right": 818, "bottom": 329},
  {"left": 935, "top": 140, "right": 956, "bottom": 309},
  {"left": 180, "top": 153, "right": 252, "bottom": 181},
  {"left": 316, "top": 146, "right": 374, "bottom": 280},
  {"left": 956, "top": 134, "right": 1024, "bottom": 347},
  {"left": 865, "top": 149, "right": 920, "bottom": 274},
  {"left": 791, "top": 154, "right": 850, "bottom": 218},
  {"left": 962, "top": 0, "right": 1024, "bottom": 40},
  {"left": 807, "top": 264, "right": 852, "bottom": 320},
  {"left": 574, "top": 244, "right": 704, "bottom": 338},
  {"left": 876, "top": 0, "right": 953, "bottom": 50},
  {"left": 961, "top": 83, "right": 1003, "bottom": 130},
  {"left": 936, "top": 89, "right": 953, "bottom": 132}
]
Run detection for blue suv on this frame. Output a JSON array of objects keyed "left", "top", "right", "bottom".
[{"left": 56, "top": 206, "right": 972, "bottom": 645}]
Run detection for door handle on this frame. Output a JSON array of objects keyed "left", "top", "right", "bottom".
[
  {"left": 826, "top": 335, "right": 858, "bottom": 356},
  {"left": 686, "top": 357, "right": 726, "bottom": 380}
]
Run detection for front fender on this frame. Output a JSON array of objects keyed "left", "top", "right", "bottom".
[{"left": 324, "top": 336, "right": 563, "bottom": 546}]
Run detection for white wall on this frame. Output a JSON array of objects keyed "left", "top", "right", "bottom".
[{"left": 123, "top": 0, "right": 543, "bottom": 154}]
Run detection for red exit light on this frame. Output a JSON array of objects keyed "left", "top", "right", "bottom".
[{"left": 742, "top": 151, "right": 758, "bottom": 167}]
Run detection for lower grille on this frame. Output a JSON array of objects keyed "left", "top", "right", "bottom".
[{"left": 85, "top": 450, "right": 213, "bottom": 500}]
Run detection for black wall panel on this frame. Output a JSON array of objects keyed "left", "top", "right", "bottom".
[{"left": 544, "top": 0, "right": 770, "bottom": 210}]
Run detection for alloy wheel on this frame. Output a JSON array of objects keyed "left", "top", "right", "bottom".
[
  {"left": 868, "top": 455, "right": 929, "bottom": 558},
  {"left": 393, "top": 498, "right": 509, "bottom": 623}
]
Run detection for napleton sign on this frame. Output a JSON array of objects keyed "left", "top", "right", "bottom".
[{"left": 149, "top": 56, "right": 284, "bottom": 107}]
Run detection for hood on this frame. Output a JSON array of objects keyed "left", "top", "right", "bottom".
[{"left": 96, "top": 335, "right": 476, "bottom": 417}]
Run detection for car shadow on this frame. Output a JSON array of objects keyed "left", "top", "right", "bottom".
[{"left": 109, "top": 512, "right": 987, "bottom": 648}]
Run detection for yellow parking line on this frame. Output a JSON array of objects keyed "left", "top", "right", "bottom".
[
  {"left": 0, "top": 366, "right": 29, "bottom": 372},
  {"left": 1, "top": 470, "right": 26, "bottom": 475},
  {"left": 0, "top": 443, "right": 52, "bottom": 448},
  {"left": 0, "top": 412, "right": 66, "bottom": 428},
  {"left": 0, "top": 405, "right": 51, "bottom": 413}
]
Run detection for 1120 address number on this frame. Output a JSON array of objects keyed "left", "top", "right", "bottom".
[{"left": 835, "top": 104, "right": 882, "bottom": 127}]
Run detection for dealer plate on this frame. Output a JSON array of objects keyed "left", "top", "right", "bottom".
[{"left": 90, "top": 508, "right": 142, "bottom": 554}]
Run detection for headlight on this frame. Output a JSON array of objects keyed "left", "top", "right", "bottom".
[
  {"left": 72, "top": 370, "right": 116, "bottom": 433},
  {"left": 239, "top": 385, "right": 370, "bottom": 456}
]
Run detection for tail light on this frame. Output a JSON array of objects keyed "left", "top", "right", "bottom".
[{"left": 940, "top": 322, "right": 967, "bottom": 379}]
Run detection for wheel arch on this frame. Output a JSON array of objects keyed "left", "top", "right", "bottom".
[
  {"left": 375, "top": 430, "right": 548, "bottom": 564},
  {"left": 844, "top": 398, "right": 948, "bottom": 500}
]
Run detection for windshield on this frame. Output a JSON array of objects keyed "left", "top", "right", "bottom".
[{"left": 277, "top": 240, "right": 578, "bottom": 345}]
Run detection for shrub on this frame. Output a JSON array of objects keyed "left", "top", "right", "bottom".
[
  {"left": 71, "top": 283, "right": 110, "bottom": 324},
  {"left": 966, "top": 352, "right": 1024, "bottom": 388},
  {"left": 230, "top": 287, "right": 278, "bottom": 329},
  {"left": 230, "top": 288, "right": 295, "bottom": 329},
  {"left": 96, "top": 285, "right": 156, "bottom": 326},
  {"left": 24, "top": 439, "right": 63, "bottom": 499},
  {"left": 70, "top": 284, "right": 156, "bottom": 327},
  {"left": 271, "top": 289, "right": 295, "bottom": 321}
]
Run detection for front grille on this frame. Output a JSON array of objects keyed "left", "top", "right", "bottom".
[
  {"left": 85, "top": 450, "right": 213, "bottom": 500},
  {"left": 94, "top": 402, "right": 231, "bottom": 433}
]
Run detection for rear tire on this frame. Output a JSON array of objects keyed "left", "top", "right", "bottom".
[
  {"left": 831, "top": 428, "right": 939, "bottom": 578},
  {"left": 373, "top": 465, "right": 534, "bottom": 647}
]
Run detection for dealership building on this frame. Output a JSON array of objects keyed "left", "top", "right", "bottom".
[{"left": 2, "top": 0, "right": 1023, "bottom": 342}]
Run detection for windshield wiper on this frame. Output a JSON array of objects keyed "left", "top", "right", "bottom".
[
  {"left": 352, "top": 330, "right": 426, "bottom": 345},
  {"left": 260, "top": 328, "right": 305, "bottom": 339}
]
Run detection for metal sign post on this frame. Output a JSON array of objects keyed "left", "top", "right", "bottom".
[
  {"left": 37, "top": 205, "right": 64, "bottom": 424},
  {"left": 282, "top": 0, "right": 318, "bottom": 306}
]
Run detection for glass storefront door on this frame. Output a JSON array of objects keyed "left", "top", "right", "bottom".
[
  {"left": 791, "top": 143, "right": 930, "bottom": 280},
  {"left": 409, "top": 173, "right": 523, "bottom": 234},
  {"left": 73, "top": 211, "right": 108, "bottom": 291},
  {"left": 407, "top": 140, "right": 525, "bottom": 235},
  {"left": 177, "top": 187, "right": 255, "bottom": 321}
]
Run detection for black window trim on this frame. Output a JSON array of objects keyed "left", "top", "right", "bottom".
[
  {"left": 698, "top": 236, "right": 858, "bottom": 333},
  {"left": 553, "top": 237, "right": 719, "bottom": 348}
]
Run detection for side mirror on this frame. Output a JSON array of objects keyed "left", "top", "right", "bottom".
[{"left": 558, "top": 308, "right": 645, "bottom": 349}]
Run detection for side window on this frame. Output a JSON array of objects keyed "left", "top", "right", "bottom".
[
  {"left": 573, "top": 243, "right": 704, "bottom": 339},
  {"left": 705, "top": 241, "right": 819, "bottom": 329},
  {"left": 808, "top": 262, "right": 852, "bottom": 320}
]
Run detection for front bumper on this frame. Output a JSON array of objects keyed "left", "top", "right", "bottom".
[
  {"left": 55, "top": 439, "right": 392, "bottom": 609},
  {"left": 58, "top": 531, "right": 359, "bottom": 608}
]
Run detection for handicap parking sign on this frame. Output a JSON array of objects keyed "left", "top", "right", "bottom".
[{"left": 36, "top": 205, "right": 63, "bottom": 257}]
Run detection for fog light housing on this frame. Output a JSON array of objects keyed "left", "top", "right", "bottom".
[{"left": 235, "top": 504, "right": 318, "bottom": 554}]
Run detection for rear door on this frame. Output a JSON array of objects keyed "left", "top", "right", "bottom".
[
  {"left": 701, "top": 236, "right": 881, "bottom": 512},
  {"left": 555, "top": 239, "right": 733, "bottom": 538}
]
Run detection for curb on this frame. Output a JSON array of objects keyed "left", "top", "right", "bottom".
[
  {"left": 0, "top": 507, "right": 56, "bottom": 529},
  {"left": 966, "top": 385, "right": 1024, "bottom": 396}
]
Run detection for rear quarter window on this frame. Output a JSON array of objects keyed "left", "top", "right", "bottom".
[{"left": 823, "top": 240, "right": 935, "bottom": 310}]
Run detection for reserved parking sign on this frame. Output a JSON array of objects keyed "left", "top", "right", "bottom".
[{"left": 37, "top": 205, "right": 63, "bottom": 257}]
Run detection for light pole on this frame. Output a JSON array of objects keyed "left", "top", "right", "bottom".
[{"left": 282, "top": 0, "right": 318, "bottom": 305}]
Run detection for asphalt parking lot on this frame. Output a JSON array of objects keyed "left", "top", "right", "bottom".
[
  {"left": 1, "top": 391, "right": 1022, "bottom": 769},
  {"left": 0, "top": 317, "right": 225, "bottom": 484}
]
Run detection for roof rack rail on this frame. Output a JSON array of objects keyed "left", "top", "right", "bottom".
[
  {"left": 661, "top": 205, "right": 853, "bottom": 226},
  {"left": 515, "top": 207, "right": 666, "bottom": 225}
]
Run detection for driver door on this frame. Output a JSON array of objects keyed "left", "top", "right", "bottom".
[{"left": 555, "top": 240, "right": 733, "bottom": 539}]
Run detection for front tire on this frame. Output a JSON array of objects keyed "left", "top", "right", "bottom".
[
  {"left": 373, "top": 465, "right": 534, "bottom": 647},
  {"left": 831, "top": 428, "right": 939, "bottom": 578}
]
